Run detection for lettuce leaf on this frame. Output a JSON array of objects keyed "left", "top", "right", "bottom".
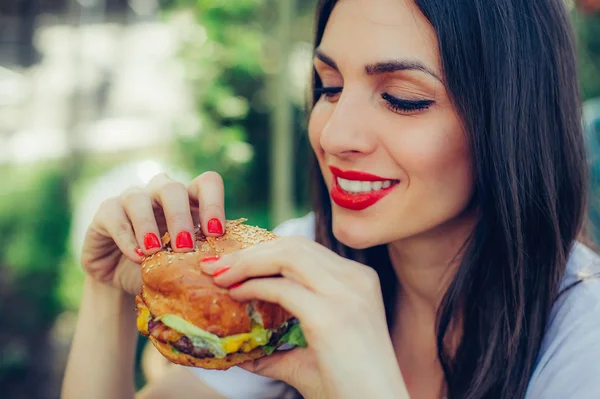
[
  {"left": 156, "top": 314, "right": 227, "bottom": 358},
  {"left": 262, "top": 323, "right": 307, "bottom": 355}
]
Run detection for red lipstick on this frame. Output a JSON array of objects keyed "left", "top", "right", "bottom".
[
  {"left": 329, "top": 166, "right": 394, "bottom": 181},
  {"left": 329, "top": 166, "right": 399, "bottom": 211}
]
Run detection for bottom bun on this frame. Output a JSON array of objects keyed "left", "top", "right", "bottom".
[{"left": 148, "top": 336, "right": 267, "bottom": 370}]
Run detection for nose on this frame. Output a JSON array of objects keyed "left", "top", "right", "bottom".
[{"left": 319, "top": 89, "right": 377, "bottom": 158}]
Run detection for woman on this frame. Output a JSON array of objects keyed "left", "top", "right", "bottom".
[{"left": 62, "top": 0, "right": 600, "bottom": 398}]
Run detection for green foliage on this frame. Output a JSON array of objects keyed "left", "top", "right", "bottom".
[
  {"left": 165, "top": 0, "right": 273, "bottom": 213},
  {"left": 575, "top": 11, "right": 600, "bottom": 100},
  {"left": 164, "top": 0, "right": 315, "bottom": 227},
  {"left": 0, "top": 167, "right": 70, "bottom": 282},
  {"left": 0, "top": 166, "right": 71, "bottom": 396}
]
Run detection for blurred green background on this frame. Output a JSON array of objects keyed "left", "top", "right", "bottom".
[{"left": 0, "top": 1, "right": 598, "bottom": 398}]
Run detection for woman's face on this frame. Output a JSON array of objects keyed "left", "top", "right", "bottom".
[{"left": 309, "top": 0, "right": 474, "bottom": 249}]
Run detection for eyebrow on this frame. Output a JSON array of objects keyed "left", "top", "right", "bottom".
[
  {"left": 314, "top": 48, "right": 442, "bottom": 83},
  {"left": 365, "top": 60, "right": 442, "bottom": 82}
]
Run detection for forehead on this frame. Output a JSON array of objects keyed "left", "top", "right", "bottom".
[{"left": 320, "top": 0, "right": 441, "bottom": 75}]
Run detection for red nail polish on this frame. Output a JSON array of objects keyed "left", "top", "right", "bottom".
[
  {"left": 207, "top": 218, "right": 223, "bottom": 235},
  {"left": 144, "top": 233, "right": 161, "bottom": 250},
  {"left": 213, "top": 266, "right": 231, "bottom": 277},
  {"left": 135, "top": 247, "right": 144, "bottom": 257},
  {"left": 176, "top": 231, "right": 194, "bottom": 248},
  {"left": 229, "top": 282, "right": 242, "bottom": 289},
  {"left": 202, "top": 255, "right": 220, "bottom": 263}
]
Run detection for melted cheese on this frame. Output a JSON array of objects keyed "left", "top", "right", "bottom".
[
  {"left": 220, "top": 323, "right": 270, "bottom": 353},
  {"left": 137, "top": 307, "right": 151, "bottom": 335},
  {"left": 221, "top": 333, "right": 253, "bottom": 353},
  {"left": 138, "top": 307, "right": 270, "bottom": 356}
]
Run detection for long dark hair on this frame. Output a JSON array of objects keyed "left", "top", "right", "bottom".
[{"left": 310, "top": 1, "right": 588, "bottom": 398}]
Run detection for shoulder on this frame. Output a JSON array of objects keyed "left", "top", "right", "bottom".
[
  {"left": 526, "top": 243, "right": 600, "bottom": 398},
  {"left": 558, "top": 242, "right": 600, "bottom": 292},
  {"left": 273, "top": 212, "right": 315, "bottom": 240}
]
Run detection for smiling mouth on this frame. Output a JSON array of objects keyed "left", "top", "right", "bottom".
[
  {"left": 335, "top": 177, "right": 400, "bottom": 194},
  {"left": 328, "top": 166, "right": 400, "bottom": 211}
]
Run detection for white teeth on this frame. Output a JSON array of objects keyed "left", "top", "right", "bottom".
[
  {"left": 338, "top": 178, "right": 351, "bottom": 191},
  {"left": 341, "top": 179, "right": 350, "bottom": 190},
  {"left": 350, "top": 180, "right": 362, "bottom": 192},
  {"left": 337, "top": 178, "right": 397, "bottom": 193}
]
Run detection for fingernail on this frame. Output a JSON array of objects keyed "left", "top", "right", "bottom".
[
  {"left": 229, "top": 282, "right": 242, "bottom": 289},
  {"left": 202, "top": 255, "right": 220, "bottom": 263},
  {"left": 213, "top": 266, "right": 231, "bottom": 277},
  {"left": 135, "top": 247, "right": 144, "bottom": 257},
  {"left": 176, "top": 231, "right": 194, "bottom": 249},
  {"left": 208, "top": 218, "right": 223, "bottom": 235},
  {"left": 144, "top": 233, "right": 161, "bottom": 250}
]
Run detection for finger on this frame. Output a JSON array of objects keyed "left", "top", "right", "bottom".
[
  {"left": 227, "top": 277, "right": 321, "bottom": 323},
  {"left": 120, "top": 187, "right": 162, "bottom": 255},
  {"left": 239, "top": 347, "right": 317, "bottom": 388},
  {"left": 200, "top": 236, "right": 341, "bottom": 274},
  {"left": 146, "top": 173, "right": 196, "bottom": 253},
  {"left": 202, "top": 239, "right": 347, "bottom": 293},
  {"left": 187, "top": 171, "right": 225, "bottom": 237},
  {"left": 112, "top": 256, "right": 144, "bottom": 295},
  {"left": 92, "top": 198, "right": 144, "bottom": 262}
]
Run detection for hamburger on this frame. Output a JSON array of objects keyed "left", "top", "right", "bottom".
[{"left": 135, "top": 219, "right": 306, "bottom": 370}]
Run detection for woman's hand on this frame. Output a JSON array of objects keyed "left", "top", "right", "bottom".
[
  {"left": 81, "top": 172, "right": 226, "bottom": 295},
  {"left": 200, "top": 236, "right": 410, "bottom": 399}
]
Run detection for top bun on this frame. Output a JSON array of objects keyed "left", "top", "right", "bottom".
[{"left": 139, "top": 219, "right": 292, "bottom": 337}]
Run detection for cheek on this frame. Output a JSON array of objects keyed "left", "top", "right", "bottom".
[
  {"left": 403, "top": 131, "right": 470, "bottom": 178},
  {"left": 391, "top": 123, "right": 473, "bottom": 214}
]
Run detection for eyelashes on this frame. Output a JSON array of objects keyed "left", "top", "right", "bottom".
[
  {"left": 380, "top": 93, "right": 434, "bottom": 113},
  {"left": 313, "top": 87, "right": 434, "bottom": 114},
  {"left": 313, "top": 87, "right": 342, "bottom": 101}
]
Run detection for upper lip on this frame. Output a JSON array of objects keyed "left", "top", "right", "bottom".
[{"left": 329, "top": 166, "right": 396, "bottom": 182}]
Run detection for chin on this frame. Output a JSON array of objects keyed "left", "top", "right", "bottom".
[{"left": 331, "top": 208, "right": 388, "bottom": 249}]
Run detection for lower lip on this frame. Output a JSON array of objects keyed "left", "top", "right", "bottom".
[{"left": 330, "top": 178, "right": 398, "bottom": 211}]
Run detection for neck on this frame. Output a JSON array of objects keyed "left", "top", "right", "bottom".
[{"left": 388, "top": 209, "right": 478, "bottom": 311}]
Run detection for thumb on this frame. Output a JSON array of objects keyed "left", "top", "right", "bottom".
[
  {"left": 239, "top": 348, "right": 319, "bottom": 392},
  {"left": 114, "top": 257, "right": 143, "bottom": 295},
  {"left": 239, "top": 350, "right": 291, "bottom": 381}
]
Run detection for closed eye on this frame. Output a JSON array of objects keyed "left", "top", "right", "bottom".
[
  {"left": 313, "top": 87, "right": 342, "bottom": 102},
  {"left": 312, "top": 87, "right": 434, "bottom": 114},
  {"left": 381, "top": 93, "right": 434, "bottom": 114}
]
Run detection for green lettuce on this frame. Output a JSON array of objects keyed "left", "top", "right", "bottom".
[
  {"left": 156, "top": 314, "right": 227, "bottom": 358},
  {"left": 263, "top": 323, "right": 307, "bottom": 355}
]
